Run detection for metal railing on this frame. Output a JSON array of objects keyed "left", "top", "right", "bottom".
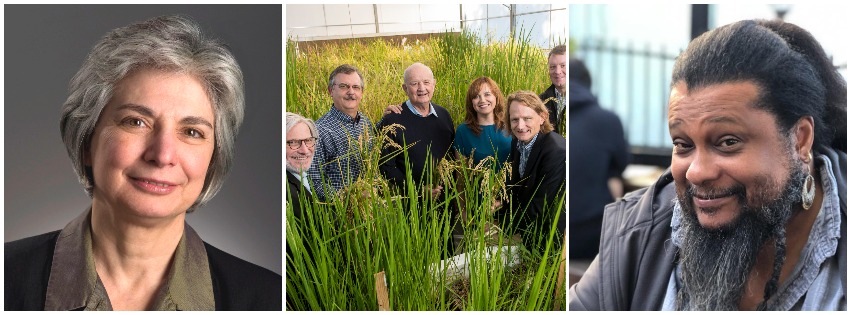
[
  {"left": 574, "top": 37, "right": 679, "bottom": 166},
  {"left": 575, "top": 37, "right": 847, "bottom": 167}
]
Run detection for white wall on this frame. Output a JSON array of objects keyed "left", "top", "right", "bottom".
[
  {"left": 286, "top": 4, "right": 566, "bottom": 49},
  {"left": 286, "top": 4, "right": 376, "bottom": 39},
  {"left": 570, "top": 4, "right": 692, "bottom": 54}
]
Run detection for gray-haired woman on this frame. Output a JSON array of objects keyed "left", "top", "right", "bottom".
[{"left": 4, "top": 15, "right": 281, "bottom": 311}]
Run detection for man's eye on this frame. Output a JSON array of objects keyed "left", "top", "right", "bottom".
[
  {"left": 672, "top": 141, "right": 693, "bottom": 153},
  {"left": 720, "top": 138, "right": 740, "bottom": 147}
]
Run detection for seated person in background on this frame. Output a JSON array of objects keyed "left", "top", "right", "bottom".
[
  {"left": 569, "top": 19, "right": 847, "bottom": 311},
  {"left": 496, "top": 91, "right": 566, "bottom": 251},
  {"left": 568, "top": 58, "right": 630, "bottom": 260},
  {"left": 454, "top": 76, "right": 513, "bottom": 170}
]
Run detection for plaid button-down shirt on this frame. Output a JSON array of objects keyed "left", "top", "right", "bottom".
[{"left": 308, "top": 105, "right": 373, "bottom": 200}]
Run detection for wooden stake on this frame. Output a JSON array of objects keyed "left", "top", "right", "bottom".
[
  {"left": 553, "top": 232, "right": 567, "bottom": 310},
  {"left": 374, "top": 271, "right": 391, "bottom": 311}
]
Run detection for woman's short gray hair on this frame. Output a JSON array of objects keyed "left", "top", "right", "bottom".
[
  {"left": 285, "top": 112, "right": 318, "bottom": 138},
  {"left": 59, "top": 15, "right": 244, "bottom": 212}
]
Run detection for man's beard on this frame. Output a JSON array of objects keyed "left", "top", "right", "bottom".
[
  {"left": 286, "top": 156, "right": 311, "bottom": 174},
  {"left": 674, "top": 164, "right": 806, "bottom": 311}
]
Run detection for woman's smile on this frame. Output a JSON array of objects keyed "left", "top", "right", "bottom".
[
  {"left": 131, "top": 176, "right": 179, "bottom": 194},
  {"left": 88, "top": 68, "right": 215, "bottom": 219}
]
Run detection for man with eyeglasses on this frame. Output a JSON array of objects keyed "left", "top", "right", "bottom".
[
  {"left": 286, "top": 112, "right": 318, "bottom": 221},
  {"left": 378, "top": 62, "right": 455, "bottom": 200},
  {"left": 307, "top": 64, "right": 374, "bottom": 201}
]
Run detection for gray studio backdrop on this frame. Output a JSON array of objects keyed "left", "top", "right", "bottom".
[{"left": 4, "top": 5, "right": 283, "bottom": 275}]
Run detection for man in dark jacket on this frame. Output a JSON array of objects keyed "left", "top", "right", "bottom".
[
  {"left": 570, "top": 19, "right": 847, "bottom": 311},
  {"left": 540, "top": 44, "right": 566, "bottom": 134},
  {"left": 497, "top": 90, "right": 566, "bottom": 252},
  {"left": 568, "top": 59, "right": 630, "bottom": 259}
]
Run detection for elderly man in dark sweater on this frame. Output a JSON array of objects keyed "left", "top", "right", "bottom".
[{"left": 378, "top": 62, "right": 454, "bottom": 198}]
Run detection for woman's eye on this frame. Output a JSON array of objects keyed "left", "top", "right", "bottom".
[
  {"left": 185, "top": 128, "right": 205, "bottom": 139},
  {"left": 123, "top": 117, "right": 146, "bottom": 127}
]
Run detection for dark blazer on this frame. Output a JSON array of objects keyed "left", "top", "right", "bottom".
[
  {"left": 499, "top": 131, "right": 566, "bottom": 242},
  {"left": 540, "top": 84, "right": 564, "bottom": 133},
  {"left": 5, "top": 231, "right": 282, "bottom": 311},
  {"left": 286, "top": 170, "right": 317, "bottom": 260},
  {"left": 287, "top": 171, "right": 311, "bottom": 220}
]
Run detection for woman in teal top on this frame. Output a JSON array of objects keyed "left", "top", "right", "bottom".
[{"left": 454, "top": 76, "right": 513, "bottom": 169}]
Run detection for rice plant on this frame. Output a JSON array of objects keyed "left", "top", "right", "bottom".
[
  {"left": 285, "top": 125, "right": 565, "bottom": 310},
  {"left": 286, "top": 29, "right": 552, "bottom": 126},
  {"left": 285, "top": 29, "right": 566, "bottom": 311}
]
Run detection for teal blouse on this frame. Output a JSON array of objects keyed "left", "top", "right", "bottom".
[{"left": 453, "top": 123, "right": 512, "bottom": 170}]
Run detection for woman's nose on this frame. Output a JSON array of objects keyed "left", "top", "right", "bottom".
[{"left": 144, "top": 129, "right": 177, "bottom": 167}]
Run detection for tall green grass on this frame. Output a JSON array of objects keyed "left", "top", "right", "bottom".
[
  {"left": 285, "top": 125, "right": 565, "bottom": 310},
  {"left": 286, "top": 30, "right": 554, "bottom": 125},
  {"left": 286, "top": 29, "right": 565, "bottom": 311}
]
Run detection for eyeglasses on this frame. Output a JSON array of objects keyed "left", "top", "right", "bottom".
[
  {"left": 286, "top": 137, "right": 317, "bottom": 149},
  {"left": 336, "top": 83, "right": 363, "bottom": 92}
]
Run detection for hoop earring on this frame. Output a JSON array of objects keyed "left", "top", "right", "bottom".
[{"left": 802, "top": 152, "right": 815, "bottom": 210}]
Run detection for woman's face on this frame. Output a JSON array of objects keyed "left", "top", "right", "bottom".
[
  {"left": 86, "top": 68, "right": 215, "bottom": 220},
  {"left": 471, "top": 83, "right": 497, "bottom": 117}
]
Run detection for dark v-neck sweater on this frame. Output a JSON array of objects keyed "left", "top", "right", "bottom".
[{"left": 378, "top": 102, "right": 455, "bottom": 188}]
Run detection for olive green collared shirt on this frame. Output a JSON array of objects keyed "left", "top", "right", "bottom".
[{"left": 43, "top": 209, "right": 215, "bottom": 311}]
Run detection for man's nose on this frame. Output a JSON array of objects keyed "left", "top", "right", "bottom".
[
  {"left": 297, "top": 141, "right": 312, "bottom": 154},
  {"left": 685, "top": 149, "right": 721, "bottom": 186}
]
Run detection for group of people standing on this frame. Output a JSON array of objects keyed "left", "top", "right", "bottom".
[{"left": 285, "top": 45, "right": 568, "bottom": 253}]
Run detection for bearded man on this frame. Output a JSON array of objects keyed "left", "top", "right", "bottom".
[{"left": 569, "top": 19, "right": 846, "bottom": 311}]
